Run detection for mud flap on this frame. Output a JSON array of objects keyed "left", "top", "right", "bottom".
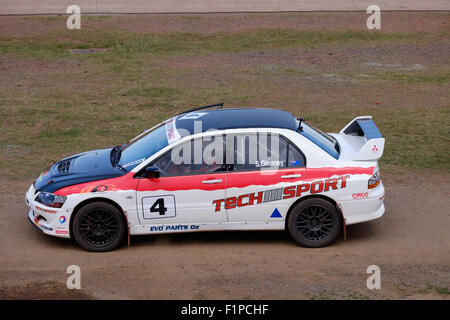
[
  {"left": 343, "top": 218, "right": 347, "bottom": 241},
  {"left": 127, "top": 225, "right": 131, "bottom": 248},
  {"left": 122, "top": 210, "right": 131, "bottom": 248},
  {"left": 337, "top": 203, "right": 346, "bottom": 241}
]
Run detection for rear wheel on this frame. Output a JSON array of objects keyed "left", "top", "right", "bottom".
[
  {"left": 288, "top": 198, "right": 341, "bottom": 248},
  {"left": 72, "top": 202, "right": 125, "bottom": 252}
]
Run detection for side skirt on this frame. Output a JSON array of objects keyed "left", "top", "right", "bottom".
[{"left": 130, "top": 221, "right": 286, "bottom": 236}]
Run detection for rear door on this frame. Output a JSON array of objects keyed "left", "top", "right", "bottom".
[
  {"left": 136, "top": 134, "right": 228, "bottom": 225},
  {"left": 224, "top": 132, "right": 306, "bottom": 222}
]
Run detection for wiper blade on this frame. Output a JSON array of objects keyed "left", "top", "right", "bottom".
[{"left": 115, "top": 163, "right": 127, "bottom": 172}]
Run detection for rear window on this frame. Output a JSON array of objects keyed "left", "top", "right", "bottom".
[{"left": 298, "top": 121, "right": 340, "bottom": 159}]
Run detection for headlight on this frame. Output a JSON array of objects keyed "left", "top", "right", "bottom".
[
  {"left": 368, "top": 169, "right": 380, "bottom": 189},
  {"left": 35, "top": 192, "right": 67, "bottom": 208}
]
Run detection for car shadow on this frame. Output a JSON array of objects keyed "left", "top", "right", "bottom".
[
  {"left": 32, "top": 221, "right": 382, "bottom": 251},
  {"left": 345, "top": 220, "right": 384, "bottom": 243},
  {"left": 129, "top": 230, "right": 294, "bottom": 247},
  {"left": 128, "top": 222, "right": 380, "bottom": 248}
]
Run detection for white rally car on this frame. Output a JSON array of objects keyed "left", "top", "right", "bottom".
[{"left": 26, "top": 104, "right": 385, "bottom": 251}]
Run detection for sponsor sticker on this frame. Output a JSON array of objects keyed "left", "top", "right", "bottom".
[
  {"left": 39, "top": 224, "right": 53, "bottom": 231},
  {"left": 149, "top": 224, "right": 200, "bottom": 232},
  {"left": 255, "top": 160, "right": 285, "bottom": 168},
  {"left": 35, "top": 205, "right": 57, "bottom": 214},
  {"left": 212, "top": 175, "right": 350, "bottom": 212},
  {"left": 122, "top": 158, "right": 145, "bottom": 168},
  {"left": 352, "top": 192, "right": 369, "bottom": 199},
  {"left": 79, "top": 184, "right": 119, "bottom": 193},
  {"left": 178, "top": 112, "right": 207, "bottom": 120},
  {"left": 165, "top": 119, "right": 182, "bottom": 144}
]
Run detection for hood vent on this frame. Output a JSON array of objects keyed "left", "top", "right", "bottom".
[{"left": 56, "top": 159, "right": 71, "bottom": 174}]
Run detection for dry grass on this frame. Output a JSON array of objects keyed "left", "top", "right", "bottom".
[{"left": 0, "top": 13, "right": 449, "bottom": 179}]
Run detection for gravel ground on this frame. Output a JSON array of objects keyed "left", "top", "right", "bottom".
[{"left": 0, "top": 171, "right": 448, "bottom": 299}]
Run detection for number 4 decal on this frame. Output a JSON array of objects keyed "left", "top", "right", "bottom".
[
  {"left": 143, "top": 195, "right": 176, "bottom": 219},
  {"left": 150, "top": 198, "right": 167, "bottom": 216}
]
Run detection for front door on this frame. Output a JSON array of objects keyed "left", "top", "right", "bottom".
[{"left": 136, "top": 135, "right": 227, "bottom": 225}]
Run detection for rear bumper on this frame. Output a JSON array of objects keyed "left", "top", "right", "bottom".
[
  {"left": 339, "top": 181, "right": 385, "bottom": 225},
  {"left": 25, "top": 184, "right": 71, "bottom": 238}
]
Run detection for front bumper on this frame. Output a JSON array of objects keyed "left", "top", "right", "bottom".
[{"left": 25, "top": 184, "right": 71, "bottom": 238}]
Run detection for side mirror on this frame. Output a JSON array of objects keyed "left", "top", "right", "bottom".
[{"left": 145, "top": 166, "right": 160, "bottom": 179}]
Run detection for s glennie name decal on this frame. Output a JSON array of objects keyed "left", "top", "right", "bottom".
[{"left": 212, "top": 175, "right": 350, "bottom": 212}]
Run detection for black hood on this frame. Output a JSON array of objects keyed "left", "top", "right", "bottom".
[{"left": 34, "top": 148, "right": 126, "bottom": 193}]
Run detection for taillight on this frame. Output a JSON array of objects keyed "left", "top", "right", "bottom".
[{"left": 368, "top": 169, "right": 380, "bottom": 189}]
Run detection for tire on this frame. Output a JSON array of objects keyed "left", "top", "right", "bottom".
[
  {"left": 288, "top": 198, "right": 341, "bottom": 248},
  {"left": 72, "top": 202, "right": 126, "bottom": 252}
]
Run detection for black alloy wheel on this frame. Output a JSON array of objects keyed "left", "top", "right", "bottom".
[
  {"left": 72, "top": 202, "right": 125, "bottom": 252},
  {"left": 288, "top": 198, "right": 341, "bottom": 248}
]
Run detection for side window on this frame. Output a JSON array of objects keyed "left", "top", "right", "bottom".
[
  {"left": 232, "top": 135, "right": 258, "bottom": 171},
  {"left": 228, "top": 133, "right": 305, "bottom": 171},
  {"left": 287, "top": 143, "right": 305, "bottom": 167},
  {"left": 152, "top": 136, "right": 225, "bottom": 177},
  {"left": 230, "top": 133, "right": 288, "bottom": 171}
]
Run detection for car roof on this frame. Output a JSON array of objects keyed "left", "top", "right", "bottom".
[{"left": 174, "top": 108, "right": 298, "bottom": 135}]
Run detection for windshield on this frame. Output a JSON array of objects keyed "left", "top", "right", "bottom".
[
  {"left": 298, "top": 121, "right": 340, "bottom": 159},
  {"left": 118, "top": 123, "right": 169, "bottom": 170}
]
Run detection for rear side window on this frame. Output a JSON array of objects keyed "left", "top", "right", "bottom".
[{"left": 288, "top": 144, "right": 304, "bottom": 167}]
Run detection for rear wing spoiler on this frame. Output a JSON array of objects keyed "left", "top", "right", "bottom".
[{"left": 340, "top": 116, "right": 384, "bottom": 161}]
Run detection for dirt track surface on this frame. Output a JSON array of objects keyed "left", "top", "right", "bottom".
[{"left": 0, "top": 172, "right": 448, "bottom": 300}]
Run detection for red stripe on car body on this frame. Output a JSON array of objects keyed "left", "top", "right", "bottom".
[{"left": 54, "top": 166, "right": 374, "bottom": 195}]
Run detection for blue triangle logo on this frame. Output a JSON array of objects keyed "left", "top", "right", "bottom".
[{"left": 270, "top": 208, "right": 282, "bottom": 218}]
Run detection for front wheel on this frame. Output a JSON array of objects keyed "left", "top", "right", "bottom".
[
  {"left": 288, "top": 198, "right": 341, "bottom": 248},
  {"left": 72, "top": 202, "right": 126, "bottom": 252}
]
